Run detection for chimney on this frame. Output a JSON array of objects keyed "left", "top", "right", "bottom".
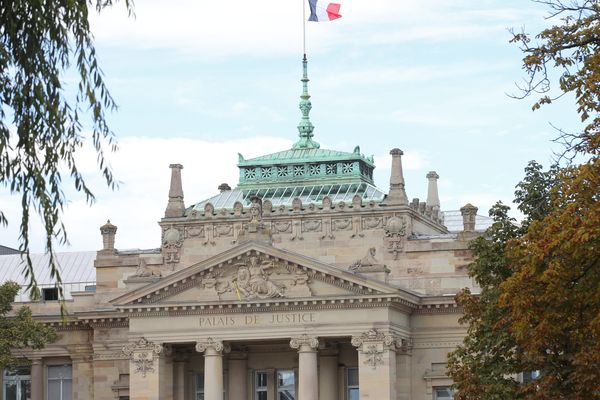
[
  {"left": 460, "top": 203, "right": 478, "bottom": 232},
  {"left": 100, "top": 220, "right": 117, "bottom": 252},
  {"left": 385, "top": 148, "right": 408, "bottom": 205},
  {"left": 165, "top": 164, "right": 185, "bottom": 218},
  {"left": 426, "top": 171, "right": 440, "bottom": 214}
]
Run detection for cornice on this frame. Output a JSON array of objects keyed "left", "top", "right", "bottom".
[{"left": 120, "top": 296, "right": 415, "bottom": 318}]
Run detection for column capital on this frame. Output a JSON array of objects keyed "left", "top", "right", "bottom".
[
  {"left": 290, "top": 334, "right": 319, "bottom": 352},
  {"left": 195, "top": 338, "right": 231, "bottom": 355}
]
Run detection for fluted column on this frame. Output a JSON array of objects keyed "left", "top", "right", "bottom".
[
  {"left": 290, "top": 335, "right": 319, "bottom": 400},
  {"left": 196, "top": 338, "right": 230, "bottom": 400},
  {"left": 30, "top": 358, "right": 43, "bottom": 400}
]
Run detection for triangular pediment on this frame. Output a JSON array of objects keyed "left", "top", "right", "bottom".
[{"left": 111, "top": 241, "right": 412, "bottom": 307}]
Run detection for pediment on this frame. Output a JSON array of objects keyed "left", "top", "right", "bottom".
[{"left": 111, "top": 241, "right": 406, "bottom": 307}]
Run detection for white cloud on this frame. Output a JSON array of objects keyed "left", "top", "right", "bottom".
[
  {"left": 89, "top": 1, "right": 536, "bottom": 57},
  {"left": 0, "top": 136, "right": 292, "bottom": 253}
]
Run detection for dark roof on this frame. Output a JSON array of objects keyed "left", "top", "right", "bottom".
[{"left": 0, "top": 245, "right": 21, "bottom": 256}]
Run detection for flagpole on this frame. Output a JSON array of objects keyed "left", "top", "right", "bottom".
[{"left": 302, "top": 0, "right": 306, "bottom": 56}]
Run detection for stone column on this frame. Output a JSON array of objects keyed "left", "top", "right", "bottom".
[
  {"left": 228, "top": 351, "right": 248, "bottom": 400},
  {"left": 318, "top": 346, "right": 339, "bottom": 400},
  {"left": 196, "top": 338, "right": 230, "bottom": 400},
  {"left": 123, "top": 338, "right": 164, "bottom": 400},
  {"left": 30, "top": 358, "right": 43, "bottom": 400},
  {"left": 165, "top": 164, "right": 186, "bottom": 218},
  {"left": 386, "top": 148, "right": 409, "bottom": 205},
  {"left": 352, "top": 329, "right": 402, "bottom": 400},
  {"left": 290, "top": 334, "right": 319, "bottom": 400}
]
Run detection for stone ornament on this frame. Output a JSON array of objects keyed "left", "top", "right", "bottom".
[
  {"left": 122, "top": 338, "right": 163, "bottom": 378},
  {"left": 290, "top": 334, "right": 319, "bottom": 351},
  {"left": 162, "top": 226, "right": 184, "bottom": 264},
  {"left": 195, "top": 338, "right": 231, "bottom": 354},
  {"left": 384, "top": 216, "right": 407, "bottom": 259},
  {"left": 351, "top": 329, "right": 406, "bottom": 369}
]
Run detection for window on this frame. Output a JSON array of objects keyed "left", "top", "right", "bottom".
[
  {"left": 3, "top": 367, "right": 31, "bottom": 400},
  {"left": 522, "top": 370, "right": 540, "bottom": 383},
  {"left": 277, "top": 370, "right": 295, "bottom": 400},
  {"left": 347, "top": 367, "right": 359, "bottom": 400},
  {"left": 47, "top": 364, "right": 72, "bottom": 400},
  {"left": 42, "top": 288, "right": 59, "bottom": 301},
  {"left": 433, "top": 387, "right": 454, "bottom": 400},
  {"left": 255, "top": 371, "right": 267, "bottom": 400}
]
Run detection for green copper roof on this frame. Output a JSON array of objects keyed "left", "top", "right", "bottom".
[{"left": 239, "top": 147, "right": 374, "bottom": 167}]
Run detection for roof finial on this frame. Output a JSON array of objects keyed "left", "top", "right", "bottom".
[{"left": 293, "top": 54, "right": 320, "bottom": 149}]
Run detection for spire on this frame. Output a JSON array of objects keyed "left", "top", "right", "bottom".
[
  {"left": 164, "top": 164, "right": 186, "bottom": 218},
  {"left": 385, "top": 148, "right": 409, "bottom": 205},
  {"left": 293, "top": 54, "right": 320, "bottom": 149}
]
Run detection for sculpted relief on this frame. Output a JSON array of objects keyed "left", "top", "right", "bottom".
[{"left": 195, "top": 255, "right": 312, "bottom": 301}]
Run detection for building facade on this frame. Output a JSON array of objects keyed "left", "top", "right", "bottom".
[{"left": 1, "top": 58, "right": 489, "bottom": 400}]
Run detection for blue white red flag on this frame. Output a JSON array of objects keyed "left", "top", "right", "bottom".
[{"left": 308, "top": 0, "right": 342, "bottom": 22}]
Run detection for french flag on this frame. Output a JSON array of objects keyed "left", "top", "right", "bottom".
[{"left": 308, "top": 0, "right": 342, "bottom": 22}]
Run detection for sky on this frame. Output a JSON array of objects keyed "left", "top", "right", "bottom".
[{"left": 0, "top": 0, "right": 584, "bottom": 253}]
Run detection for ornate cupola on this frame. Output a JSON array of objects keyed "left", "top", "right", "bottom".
[{"left": 237, "top": 56, "right": 376, "bottom": 190}]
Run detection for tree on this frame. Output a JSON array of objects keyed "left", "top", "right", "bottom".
[
  {"left": 501, "top": 159, "right": 600, "bottom": 398},
  {"left": 0, "top": 282, "right": 56, "bottom": 369},
  {"left": 0, "top": 1, "right": 132, "bottom": 297},
  {"left": 450, "top": 2, "right": 600, "bottom": 397},
  {"left": 447, "top": 162, "right": 558, "bottom": 400},
  {"left": 511, "top": 0, "right": 600, "bottom": 157}
]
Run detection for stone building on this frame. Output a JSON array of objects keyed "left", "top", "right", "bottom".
[{"left": 0, "top": 57, "right": 491, "bottom": 400}]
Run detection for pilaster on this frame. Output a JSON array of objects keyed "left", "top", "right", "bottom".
[
  {"left": 122, "top": 338, "right": 164, "bottom": 400},
  {"left": 351, "top": 329, "right": 406, "bottom": 400}
]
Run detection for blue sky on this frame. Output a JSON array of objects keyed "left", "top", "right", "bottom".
[{"left": 0, "top": 0, "right": 583, "bottom": 252}]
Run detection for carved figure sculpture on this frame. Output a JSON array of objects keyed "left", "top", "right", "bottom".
[
  {"left": 233, "top": 256, "right": 284, "bottom": 299},
  {"left": 134, "top": 258, "right": 155, "bottom": 278},
  {"left": 249, "top": 197, "right": 262, "bottom": 224},
  {"left": 349, "top": 247, "right": 388, "bottom": 272}
]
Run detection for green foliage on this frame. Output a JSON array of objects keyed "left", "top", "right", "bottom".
[
  {"left": 510, "top": 0, "right": 600, "bottom": 156},
  {"left": 448, "top": 161, "right": 560, "bottom": 400},
  {"left": 0, "top": 282, "right": 57, "bottom": 370},
  {"left": 502, "top": 159, "right": 600, "bottom": 398},
  {"left": 0, "top": 1, "right": 132, "bottom": 298}
]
